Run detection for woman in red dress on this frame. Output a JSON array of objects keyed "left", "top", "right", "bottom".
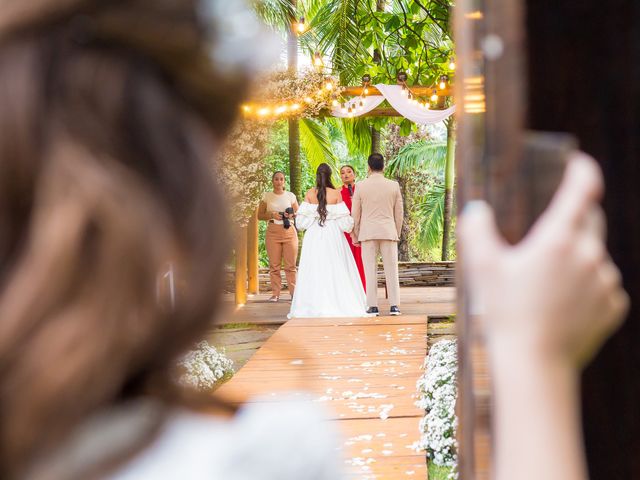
[{"left": 340, "top": 165, "right": 366, "bottom": 291}]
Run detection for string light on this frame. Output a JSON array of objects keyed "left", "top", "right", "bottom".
[
  {"left": 304, "top": 96, "right": 313, "bottom": 104},
  {"left": 439, "top": 75, "right": 449, "bottom": 90},
  {"left": 431, "top": 89, "right": 439, "bottom": 102},
  {"left": 291, "top": 103, "right": 300, "bottom": 111},
  {"left": 332, "top": 99, "right": 339, "bottom": 107},
  {"left": 275, "top": 105, "right": 287, "bottom": 114},
  {"left": 257, "top": 107, "right": 270, "bottom": 116},
  {"left": 364, "top": 87, "right": 369, "bottom": 95},
  {"left": 296, "top": 17, "right": 306, "bottom": 34},
  {"left": 324, "top": 78, "right": 334, "bottom": 90},
  {"left": 242, "top": 105, "right": 251, "bottom": 113},
  {"left": 449, "top": 58, "right": 456, "bottom": 71}
]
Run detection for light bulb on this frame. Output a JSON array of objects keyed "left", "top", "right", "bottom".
[
  {"left": 439, "top": 81, "right": 446, "bottom": 90},
  {"left": 275, "top": 105, "right": 287, "bottom": 114},
  {"left": 332, "top": 99, "right": 339, "bottom": 107},
  {"left": 257, "top": 107, "right": 270, "bottom": 116},
  {"left": 364, "top": 87, "right": 369, "bottom": 95},
  {"left": 449, "top": 61, "right": 456, "bottom": 70},
  {"left": 431, "top": 93, "right": 438, "bottom": 102},
  {"left": 296, "top": 17, "right": 306, "bottom": 33},
  {"left": 325, "top": 80, "right": 333, "bottom": 91},
  {"left": 242, "top": 105, "right": 251, "bottom": 113},
  {"left": 291, "top": 103, "right": 300, "bottom": 111},
  {"left": 304, "top": 97, "right": 313, "bottom": 104}
]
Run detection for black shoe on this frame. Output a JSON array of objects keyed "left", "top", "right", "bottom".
[
  {"left": 390, "top": 306, "right": 401, "bottom": 316},
  {"left": 366, "top": 306, "right": 379, "bottom": 316}
]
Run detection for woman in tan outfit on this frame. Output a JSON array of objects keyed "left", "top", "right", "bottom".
[{"left": 258, "top": 172, "right": 299, "bottom": 301}]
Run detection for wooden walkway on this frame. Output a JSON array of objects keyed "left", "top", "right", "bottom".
[{"left": 215, "top": 287, "right": 456, "bottom": 479}]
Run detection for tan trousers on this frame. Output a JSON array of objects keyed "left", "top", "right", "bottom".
[
  {"left": 265, "top": 223, "right": 298, "bottom": 296},
  {"left": 361, "top": 240, "right": 400, "bottom": 307}
]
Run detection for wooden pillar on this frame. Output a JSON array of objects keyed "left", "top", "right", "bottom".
[
  {"left": 247, "top": 210, "right": 259, "bottom": 295},
  {"left": 235, "top": 225, "right": 248, "bottom": 306},
  {"left": 526, "top": 2, "right": 640, "bottom": 478}
]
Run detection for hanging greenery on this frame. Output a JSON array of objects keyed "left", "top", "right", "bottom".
[{"left": 217, "top": 119, "right": 272, "bottom": 226}]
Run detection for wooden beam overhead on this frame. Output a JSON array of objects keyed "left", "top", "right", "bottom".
[
  {"left": 342, "top": 85, "right": 453, "bottom": 97},
  {"left": 320, "top": 106, "right": 451, "bottom": 118}
]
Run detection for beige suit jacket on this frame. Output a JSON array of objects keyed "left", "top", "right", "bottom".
[{"left": 351, "top": 172, "right": 404, "bottom": 242}]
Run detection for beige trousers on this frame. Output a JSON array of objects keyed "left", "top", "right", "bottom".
[
  {"left": 361, "top": 240, "right": 400, "bottom": 307},
  {"left": 265, "top": 223, "right": 298, "bottom": 296}
]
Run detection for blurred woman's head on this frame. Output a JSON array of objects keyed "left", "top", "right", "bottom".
[
  {"left": 0, "top": 0, "right": 262, "bottom": 477},
  {"left": 272, "top": 171, "right": 286, "bottom": 191}
]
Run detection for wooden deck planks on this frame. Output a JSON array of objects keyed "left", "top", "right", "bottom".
[
  {"left": 216, "top": 315, "right": 431, "bottom": 479},
  {"left": 217, "top": 286, "right": 456, "bottom": 325}
]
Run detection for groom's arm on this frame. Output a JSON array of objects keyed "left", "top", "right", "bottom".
[
  {"left": 351, "top": 187, "right": 362, "bottom": 243},
  {"left": 394, "top": 183, "right": 404, "bottom": 238}
]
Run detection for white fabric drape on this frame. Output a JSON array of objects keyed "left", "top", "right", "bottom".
[
  {"left": 331, "top": 95, "right": 385, "bottom": 119},
  {"left": 330, "top": 83, "right": 456, "bottom": 125}
]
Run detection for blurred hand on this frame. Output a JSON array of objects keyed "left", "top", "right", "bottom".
[{"left": 459, "top": 152, "right": 629, "bottom": 369}]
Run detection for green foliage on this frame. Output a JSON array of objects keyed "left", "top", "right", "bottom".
[
  {"left": 300, "top": 118, "right": 339, "bottom": 174},
  {"left": 339, "top": 117, "right": 372, "bottom": 157},
  {"left": 428, "top": 460, "right": 455, "bottom": 480},
  {"left": 298, "top": 0, "right": 454, "bottom": 87},
  {"left": 386, "top": 140, "right": 448, "bottom": 176},
  {"left": 252, "top": 0, "right": 294, "bottom": 35},
  {"left": 416, "top": 181, "right": 445, "bottom": 250}
]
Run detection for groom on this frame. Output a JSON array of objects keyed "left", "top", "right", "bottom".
[{"left": 351, "top": 153, "right": 403, "bottom": 316}]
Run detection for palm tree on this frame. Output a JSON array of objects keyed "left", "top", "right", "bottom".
[
  {"left": 386, "top": 140, "right": 453, "bottom": 259},
  {"left": 254, "top": 0, "right": 339, "bottom": 200}
]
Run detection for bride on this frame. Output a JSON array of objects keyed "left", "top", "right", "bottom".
[{"left": 289, "top": 163, "right": 368, "bottom": 318}]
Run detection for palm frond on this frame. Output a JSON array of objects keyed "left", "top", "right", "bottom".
[
  {"left": 300, "top": 118, "right": 339, "bottom": 174},
  {"left": 339, "top": 117, "right": 372, "bottom": 157},
  {"left": 252, "top": 0, "right": 295, "bottom": 34},
  {"left": 415, "top": 182, "right": 445, "bottom": 250},
  {"left": 386, "top": 141, "right": 448, "bottom": 176},
  {"left": 303, "top": 0, "right": 369, "bottom": 83}
]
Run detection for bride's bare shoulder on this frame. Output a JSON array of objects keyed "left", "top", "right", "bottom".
[
  {"left": 327, "top": 188, "right": 343, "bottom": 204},
  {"left": 305, "top": 188, "right": 318, "bottom": 202}
]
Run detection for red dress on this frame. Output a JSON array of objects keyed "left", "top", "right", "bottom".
[{"left": 341, "top": 185, "right": 366, "bottom": 292}]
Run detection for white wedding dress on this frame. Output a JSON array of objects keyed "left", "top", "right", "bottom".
[{"left": 289, "top": 202, "right": 367, "bottom": 318}]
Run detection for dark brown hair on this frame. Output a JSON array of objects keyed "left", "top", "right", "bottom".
[
  {"left": 0, "top": 2, "right": 248, "bottom": 478},
  {"left": 316, "top": 163, "right": 335, "bottom": 226},
  {"left": 368, "top": 153, "right": 384, "bottom": 171}
]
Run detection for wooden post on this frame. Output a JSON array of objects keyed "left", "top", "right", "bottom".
[
  {"left": 247, "top": 210, "right": 259, "bottom": 295},
  {"left": 526, "top": 2, "right": 640, "bottom": 478},
  {"left": 235, "top": 225, "right": 248, "bottom": 306}
]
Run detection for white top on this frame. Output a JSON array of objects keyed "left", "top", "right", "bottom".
[
  {"left": 109, "top": 399, "right": 344, "bottom": 480},
  {"left": 262, "top": 191, "right": 297, "bottom": 225},
  {"left": 295, "top": 202, "right": 354, "bottom": 232}
]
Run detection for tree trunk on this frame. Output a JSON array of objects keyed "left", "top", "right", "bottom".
[
  {"left": 396, "top": 175, "right": 410, "bottom": 261},
  {"left": 441, "top": 119, "right": 456, "bottom": 261},
  {"left": 371, "top": 126, "right": 381, "bottom": 155},
  {"left": 287, "top": 0, "right": 302, "bottom": 200}
]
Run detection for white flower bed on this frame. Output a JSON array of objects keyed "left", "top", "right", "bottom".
[
  {"left": 177, "top": 341, "right": 234, "bottom": 391},
  {"left": 414, "top": 339, "right": 458, "bottom": 475}
]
